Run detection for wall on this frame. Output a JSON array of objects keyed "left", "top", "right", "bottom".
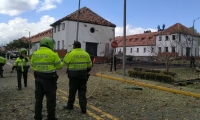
[{"left": 53, "top": 21, "right": 115, "bottom": 57}]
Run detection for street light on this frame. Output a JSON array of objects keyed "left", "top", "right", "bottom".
[
  {"left": 25, "top": 30, "right": 31, "bottom": 56},
  {"left": 191, "top": 17, "right": 200, "bottom": 56},
  {"left": 76, "top": 0, "right": 81, "bottom": 41}
]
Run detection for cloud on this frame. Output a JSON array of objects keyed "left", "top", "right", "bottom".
[
  {"left": 115, "top": 24, "right": 157, "bottom": 36},
  {"left": 37, "top": 0, "right": 62, "bottom": 12},
  {"left": 0, "top": 0, "right": 39, "bottom": 16},
  {"left": 0, "top": 15, "right": 55, "bottom": 46}
]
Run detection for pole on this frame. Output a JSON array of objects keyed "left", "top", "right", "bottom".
[
  {"left": 191, "top": 17, "right": 200, "bottom": 56},
  {"left": 76, "top": 0, "right": 81, "bottom": 41},
  {"left": 122, "top": 0, "right": 126, "bottom": 76},
  {"left": 29, "top": 31, "right": 30, "bottom": 56}
]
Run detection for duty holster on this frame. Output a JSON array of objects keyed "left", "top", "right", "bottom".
[{"left": 53, "top": 74, "right": 59, "bottom": 83}]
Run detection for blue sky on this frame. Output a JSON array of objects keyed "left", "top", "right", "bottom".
[{"left": 0, "top": 0, "right": 200, "bottom": 46}]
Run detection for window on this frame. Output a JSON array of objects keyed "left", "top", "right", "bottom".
[
  {"left": 90, "top": 27, "right": 95, "bottom": 33},
  {"left": 172, "top": 47, "right": 175, "bottom": 52},
  {"left": 151, "top": 47, "right": 154, "bottom": 53},
  {"left": 57, "top": 41, "right": 60, "bottom": 50},
  {"left": 62, "top": 40, "right": 64, "bottom": 49},
  {"left": 62, "top": 23, "right": 65, "bottom": 30},
  {"left": 58, "top": 24, "right": 60, "bottom": 31},
  {"left": 165, "top": 36, "right": 169, "bottom": 41},
  {"left": 137, "top": 48, "right": 139, "bottom": 53},
  {"left": 130, "top": 48, "right": 132, "bottom": 53},
  {"left": 172, "top": 35, "right": 176, "bottom": 40},
  {"left": 159, "top": 36, "right": 162, "bottom": 41},
  {"left": 165, "top": 47, "right": 168, "bottom": 52},
  {"left": 143, "top": 48, "right": 146, "bottom": 53},
  {"left": 158, "top": 47, "right": 161, "bottom": 52},
  {"left": 54, "top": 26, "right": 56, "bottom": 33}
]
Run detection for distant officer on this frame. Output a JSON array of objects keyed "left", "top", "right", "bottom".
[
  {"left": 31, "top": 37, "right": 63, "bottom": 120},
  {"left": 11, "top": 48, "right": 30, "bottom": 89},
  {"left": 63, "top": 41, "right": 92, "bottom": 114},
  {"left": 0, "top": 56, "right": 6, "bottom": 78}
]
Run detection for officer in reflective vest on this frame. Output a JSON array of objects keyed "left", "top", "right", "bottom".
[
  {"left": 0, "top": 56, "right": 6, "bottom": 78},
  {"left": 63, "top": 41, "right": 92, "bottom": 114},
  {"left": 31, "top": 37, "right": 63, "bottom": 120},
  {"left": 11, "top": 48, "right": 30, "bottom": 89}
]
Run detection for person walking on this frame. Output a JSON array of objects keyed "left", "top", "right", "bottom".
[
  {"left": 190, "top": 54, "right": 195, "bottom": 68},
  {"left": 31, "top": 37, "right": 63, "bottom": 120},
  {"left": 63, "top": 41, "right": 92, "bottom": 114},
  {"left": 11, "top": 48, "right": 30, "bottom": 90},
  {"left": 110, "top": 55, "right": 117, "bottom": 72},
  {"left": 0, "top": 56, "right": 6, "bottom": 78}
]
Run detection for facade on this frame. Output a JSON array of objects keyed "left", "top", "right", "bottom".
[
  {"left": 29, "top": 28, "right": 53, "bottom": 55},
  {"left": 115, "top": 23, "right": 200, "bottom": 60},
  {"left": 50, "top": 7, "right": 116, "bottom": 57}
]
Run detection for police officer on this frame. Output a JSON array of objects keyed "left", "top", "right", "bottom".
[
  {"left": 11, "top": 48, "right": 30, "bottom": 89},
  {"left": 63, "top": 41, "right": 92, "bottom": 114},
  {"left": 31, "top": 37, "right": 63, "bottom": 120},
  {"left": 0, "top": 56, "right": 6, "bottom": 78}
]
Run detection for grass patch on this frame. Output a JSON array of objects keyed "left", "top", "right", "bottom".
[{"left": 169, "top": 67, "right": 197, "bottom": 81}]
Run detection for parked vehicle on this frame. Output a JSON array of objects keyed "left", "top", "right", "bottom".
[{"left": 10, "top": 51, "right": 20, "bottom": 59}]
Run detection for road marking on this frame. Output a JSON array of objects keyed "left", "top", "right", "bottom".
[
  {"left": 58, "top": 89, "right": 119, "bottom": 120},
  {"left": 57, "top": 92, "right": 104, "bottom": 120},
  {"left": 96, "top": 73, "right": 200, "bottom": 99}
]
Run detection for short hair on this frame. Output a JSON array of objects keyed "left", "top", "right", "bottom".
[{"left": 73, "top": 41, "right": 81, "bottom": 48}]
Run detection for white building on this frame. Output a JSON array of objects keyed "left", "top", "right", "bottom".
[
  {"left": 50, "top": 7, "right": 116, "bottom": 57},
  {"left": 115, "top": 23, "right": 200, "bottom": 60}
]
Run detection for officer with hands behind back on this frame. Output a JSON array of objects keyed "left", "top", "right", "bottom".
[
  {"left": 63, "top": 41, "right": 92, "bottom": 114},
  {"left": 11, "top": 48, "right": 30, "bottom": 90},
  {"left": 31, "top": 37, "right": 63, "bottom": 120}
]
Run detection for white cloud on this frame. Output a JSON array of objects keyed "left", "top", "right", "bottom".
[
  {"left": 37, "top": 0, "right": 62, "bottom": 12},
  {"left": 115, "top": 24, "right": 157, "bottom": 36},
  {"left": 0, "top": 15, "right": 55, "bottom": 46},
  {"left": 0, "top": 0, "right": 39, "bottom": 16}
]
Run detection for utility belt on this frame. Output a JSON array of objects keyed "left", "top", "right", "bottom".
[{"left": 34, "top": 71, "right": 59, "bottom": 83}]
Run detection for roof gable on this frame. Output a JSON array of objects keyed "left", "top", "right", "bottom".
[
  {"left": 51, "top": 7, "right": 116, "bottom": 27},
  {"left": 161, "top": 23, "right": 200, "bottom": 36}
]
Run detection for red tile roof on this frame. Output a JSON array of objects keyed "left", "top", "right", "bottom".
[
  {"left": 160, "top": 23, "right": 200, "bottom": 36},
  {"left": 30, "top": 28, "right": 53, "bottom": 43},
  {"left": 115, "top": 23, "right": 200, "bottom": 47},
  {"left": 115, "top": 32, "right": 160, "bottom": 47},
  {"left": 50, "top": 7, "right": 116, "bottom": 27}
]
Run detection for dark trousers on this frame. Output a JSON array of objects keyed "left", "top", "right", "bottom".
[
  {"left": 17, "top": 70, "right": 28, "bottom": 89},
  {"left": 110, "top": 62, "right": 116, "bottom": 72},
  {"left": 67, "top": 76, "right": 87, "bottom": 111},
  {"left": 190, "top": 61, "right": 195, "bottom": 68},
  {"left": 0, "top": 66, "right": 3, "bottom": 77},
  {"left": 34, "top": 77, "right": 57, "bottom": 120}
]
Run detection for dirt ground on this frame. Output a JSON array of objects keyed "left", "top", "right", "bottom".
[{"left": 1, "top": 60, "right": 200, "bottom": 120}]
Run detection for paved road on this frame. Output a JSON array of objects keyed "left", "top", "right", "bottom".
[{"left": 1, "top": 59, "right": 200, "bottom": 120}]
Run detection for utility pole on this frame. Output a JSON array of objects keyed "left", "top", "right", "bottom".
[
  {"left": 28, "top": 31, "right": 30, "bottom": 56},
  {"left": 76, "top": 0, "right": 81, "bottom": 41},
  {"left": 191, "top": 17, "right": 200, "bottom": 56},
  {"left": 122, "top": 0, "right": 126, "bottom": 76}
]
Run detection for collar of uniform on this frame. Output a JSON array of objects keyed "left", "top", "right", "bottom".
[
  {"left": 72, "top": 48, "right": 82, "bottom": 51},
  {"left": 40, "top": 46, "right": 52, "bottom": 50}
]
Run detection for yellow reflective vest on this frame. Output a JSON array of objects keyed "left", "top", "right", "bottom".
[
  {"left": 0, "top": 56, "right": 6, "bottom": 65},
  {"left": 63, "top": 48, "right": 92, "bottom": 71},
  {"left": 31, "top": 47, "right": 63, "bottom": 73},
  {"left": 13, "top": 57, "right": 30, "bottom": 72}
]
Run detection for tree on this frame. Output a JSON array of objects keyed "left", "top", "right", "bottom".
[
  {"left": 5, "top": 38, "right": 29, "bottom": 51},
  {"left": 147, "top": 36, "right": 179, "bottom": 72}
]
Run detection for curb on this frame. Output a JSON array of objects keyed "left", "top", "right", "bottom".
[{"left": 95, "top": 73, "right": 200, "bottom": 99}]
